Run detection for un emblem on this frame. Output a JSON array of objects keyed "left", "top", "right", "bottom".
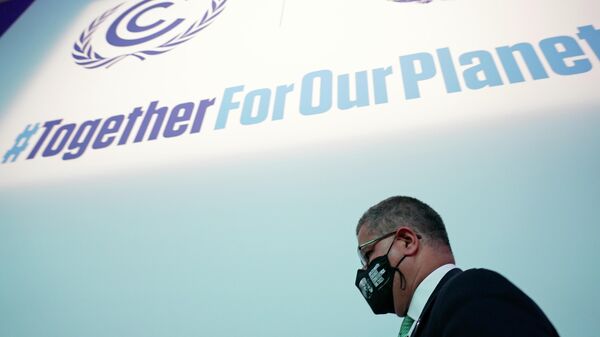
[{"left": 72, "top": 0, "right": 227, "bottom": 69}]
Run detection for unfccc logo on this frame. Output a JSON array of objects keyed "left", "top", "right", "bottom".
[{"left": 72, "top": 0, "right": 227, "bottom": 69}]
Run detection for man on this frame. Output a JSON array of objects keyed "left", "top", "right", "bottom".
[{"left": 354, "top": 196, "right": 559, "bottom": 337}]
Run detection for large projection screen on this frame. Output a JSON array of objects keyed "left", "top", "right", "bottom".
[{"left": 1, "top": 1, "right": 599, "bottom": 336}]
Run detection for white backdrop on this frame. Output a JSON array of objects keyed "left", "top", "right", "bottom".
[{"left": 1, "top": 1, "right": 599, "bottom": 336}]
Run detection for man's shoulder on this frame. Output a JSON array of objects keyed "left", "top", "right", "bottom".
[
  {"left": 434, "top": 268, "right": 543, "bottom": 316},
  {"left": 439, "top": 268, "right": 524, "bottom": 303},
  {"left": 419, "top": 268, "right": 560, "bottom": 337},
  {"left": 445, "top": 268, "right": 513, "bottom": 292}
]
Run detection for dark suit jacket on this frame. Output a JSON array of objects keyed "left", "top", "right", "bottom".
[{"left": 410, "top": 268, "right": 560, "bottom": 337}]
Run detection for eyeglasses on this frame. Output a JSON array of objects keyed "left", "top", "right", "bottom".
[
  {"left": 357, "top": 230, "right": 423, "bottom": 267},
  {"left": 357, "top": 230, "right": 397, "bottom": 267}
]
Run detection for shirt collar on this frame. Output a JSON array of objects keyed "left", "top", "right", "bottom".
[{"left": 406, "top": 263, "right": 457, "bottom": 320}]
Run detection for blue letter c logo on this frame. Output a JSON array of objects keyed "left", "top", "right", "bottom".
[{"left": 106, "top": 0, "right": 184, "bottom": 47}]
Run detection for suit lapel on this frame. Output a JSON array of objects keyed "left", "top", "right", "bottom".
[{"left": 409, "top": 268, "right": 462, "bottom": 337}]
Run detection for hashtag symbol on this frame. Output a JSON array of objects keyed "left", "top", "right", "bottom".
[{"left": 2, "top": 123, "right": 40, "bottom": 164}]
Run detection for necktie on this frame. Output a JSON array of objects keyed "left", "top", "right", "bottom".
[{"left": 398, "top": 316, "right": 415, "bottom": 337}]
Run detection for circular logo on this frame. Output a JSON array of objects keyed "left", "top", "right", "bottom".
[{"left": 72, "top": 0, "right": 228, "bottom": 69}]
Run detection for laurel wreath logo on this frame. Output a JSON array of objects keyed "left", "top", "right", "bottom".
[{"left": 72, "top": 0, "right": 228, "bottom": 69}]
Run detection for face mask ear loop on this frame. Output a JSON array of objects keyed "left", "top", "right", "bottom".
[
  {"left": 385, "top": 234, "right": 396, "bottom": 255},
  {"left": 395, "top": 255, "right": 407, "bottom": 290},
  {"left": 386, "top": 235, "right": 408, "bottom": 290}
]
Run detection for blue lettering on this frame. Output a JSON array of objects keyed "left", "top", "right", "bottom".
[
  {"left": 43, "top": 124, "right": 75, "bottom": 157},
  {"left": 436, "top": 48, "right": 462, "bottom": 94},
  {"left": 337, "top": 70, "right": 370, "bottom": 110},
  {"left": 164, "top": 102, "right": 193, "bottom": 138},
  {"left": 496, "top": 43, "right": 549, "bottom": 83},
  {"left": 372, "top": 67, "right": 393, "bottom": 104},
  {"left": 134, "top": 101, "right": 167, "bottom": 142},
  {"left": 540, "top": 36, "right": 592, "bottom": 75},
  {"left": 577, "top": 25, "right": 600, "bottom": 60},
  {"left": 118, "top": 107, "right": 143, "bottom": 145},
  {"left": 93, "top": 115, "right": 124, "bottom": 149},
  {"left": 300, "top": 70, "right": 333, "bottom": 115},
  {"left": 460, "top": 50, "right": 503, "bottom": 90},
  {"left": 215, "top": 85, "right": 244, "bottom": 129},
  {"left": 63, "top": 119, "right": 101, "bottom": 160},
  {"left": 272, "top": 84, "right": 294, "bottom": 121},
  {"left": 241, "top": 88, "right": 271, "bottom": 125},
  {"left": 400, "top": 52, "right": 436, "bottom": 99},
  {"left": 27, "top": 119, "right": 62, "bottom": 159},
  {"left": 190, "top": 98, "right": 215, "bottom": 133}
]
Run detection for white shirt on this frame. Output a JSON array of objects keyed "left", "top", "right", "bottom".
[{"left": 401, "top": 264, "right": 457, "bottom": 337}]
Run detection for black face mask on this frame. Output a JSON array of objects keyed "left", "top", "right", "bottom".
[{"left": 355, "top": 238, "right": 407, "bottom": 315}]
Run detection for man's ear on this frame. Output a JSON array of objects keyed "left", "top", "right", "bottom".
[{"left": 394, "top": 227, "right": 420, "bottom": 256}]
